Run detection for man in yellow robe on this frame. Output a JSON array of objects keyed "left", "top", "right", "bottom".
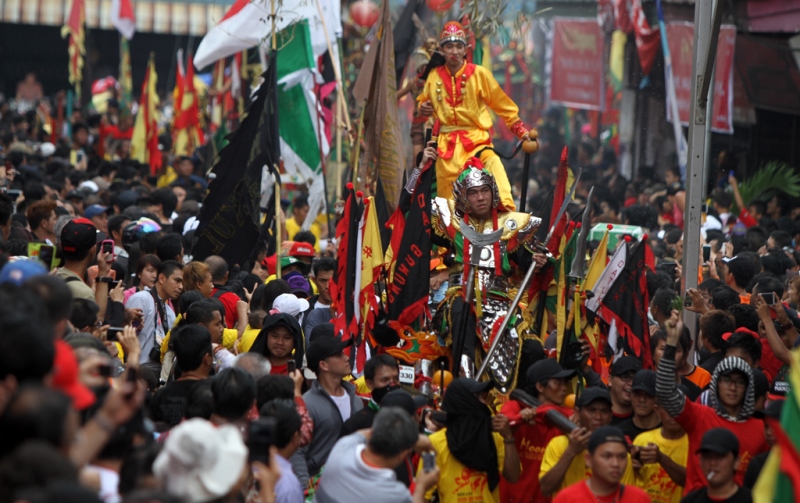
[{"left": 418, "top": 21, "right": 532, "bottom": 211}]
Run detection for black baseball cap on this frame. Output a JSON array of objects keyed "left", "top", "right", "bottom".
[
  {"left": 611, "top": 356, "right": 642, "bottom": 377},
  {"left": 60, "top": 218, "right": 97, "bottom": 254},
  {"left": 576, "top": 387, "right": 612, "bottom": 408},
  {"left": 309, "top": 322, "right": 335, "bottom": 342},
  {"left": 588, "top": 426, "right": 628, "bottom": 453},
  {"left": 306, "top": 335, "right": 353, "bottom": 374},
  {"left": 526, "top": 359, "right": 577, "bottom": 384},
  {"left": 697, "top": 428, "right": 739, "bottom": 457},
  {"left": 764, "top": 399, "right": 784, "bottom": 420},
  {"left": 381, "top": 389, "right": 418, "bottom": 417},
  {"left": 631, "top": 370, "right": 657, "bottom": 396},
  {"left": 65, "top": 190, "right": 85, "bottom": 201}
]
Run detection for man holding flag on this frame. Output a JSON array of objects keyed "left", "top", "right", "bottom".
[{"left": 431, "top": 158, "right": 547, "bottom": 391}]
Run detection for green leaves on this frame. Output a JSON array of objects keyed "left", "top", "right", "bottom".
[{"left": 737, "top": 160, "right": 800, "bottom": 210}]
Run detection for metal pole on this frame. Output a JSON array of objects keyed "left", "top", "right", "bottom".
[{"left": 682, "top": 0, "right": 721, "bottom": 344}]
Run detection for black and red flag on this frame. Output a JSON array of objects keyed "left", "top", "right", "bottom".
[
  {"left": 331, "top": 183, "right": 363, "bottom": 340},
  {"left": 598, "top": 237, "right": 653, "bottom": 369},
  {"left": 386, "top": 152, "right": 434, "bottom": 326}
]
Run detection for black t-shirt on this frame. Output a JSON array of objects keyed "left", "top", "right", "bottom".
[
  {"left": 680, "top": 487, "right": 752, "bottom": 503},
  {"left": 339, "top": 407, "right": 377, "bottom": 438},
  {"left": 617, "top": 417, "right": 660, "bottom": 441},
  {"left": 611, "top": 411, "right": 633, "bottom": 426},
  {"left": 150, "top": 378, "right": 207, "bottom": 427},
  {"left": 681, "top": 377, "right": 704, "bottom": 401}
]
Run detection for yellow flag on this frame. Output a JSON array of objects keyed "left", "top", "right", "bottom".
[
  {"left": 359, "top": 197, "right": 384, "bottom": 338},
  {"left": 582, "top": 230, "right": 609, "bottom": 293}
]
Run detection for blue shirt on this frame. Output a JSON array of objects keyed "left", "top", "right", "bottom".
[{"left": 275, "top": 453, "right": 304, "bottom": 503}]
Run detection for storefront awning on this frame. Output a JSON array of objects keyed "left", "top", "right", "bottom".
[{"left": 0, "top": 0, "right": 229, "bottom": 36}]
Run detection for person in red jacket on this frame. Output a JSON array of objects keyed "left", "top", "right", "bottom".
[
  {"left": 499, "top": 359, "right": 576, "bottom": 503},
  {"left": 656, "top": 311, "right": 768, "bottom": 495},
  {"left": 553, "top": 426, "right": 651, "bottom": 503}
]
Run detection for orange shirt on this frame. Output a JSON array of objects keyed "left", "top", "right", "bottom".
[{"left": 681, "top": 365, "right": 711, "bottom": 389}]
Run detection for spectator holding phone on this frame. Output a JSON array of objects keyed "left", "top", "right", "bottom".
[{"left": 56, "top": 218, "right": 111, "bottom": 322}]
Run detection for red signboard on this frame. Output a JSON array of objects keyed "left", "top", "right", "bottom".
[
  {"left": 549, "top": 18, "right": 605, "bottom": 111},
  {"left": 666, "top": 22, "right": 736, "bottom": 134}
]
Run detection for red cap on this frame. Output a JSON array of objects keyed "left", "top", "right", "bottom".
[
  {"left": 51, "top": 340, "right": 96, "bottom": 410},
  {"left": 287, "top": 241, "right": 315, "bottom": 258},
  {"left": 261, "top": 254, "right": 277, "bottom": 276}
]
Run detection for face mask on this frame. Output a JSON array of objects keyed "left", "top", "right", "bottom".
[{"left": 372, "top": 383, "right": 401, "bottom": 404}]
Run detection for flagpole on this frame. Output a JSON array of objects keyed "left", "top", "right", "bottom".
[
  {"left": 336, "top": 86, "right": 343, "bottom": 198},
  {"left": 314, "top": 0, "right": 352, "bottom": 136}
]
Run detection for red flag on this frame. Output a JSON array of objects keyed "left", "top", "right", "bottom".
[
  {"left": 630, "top": 0, "right": 659, "bottom": 75},
  {"left": 62, "top": 0, "right": 86, "bottom": 96},
  {"left": 331, "top": 186, "right": 362, "bottom": 341}
]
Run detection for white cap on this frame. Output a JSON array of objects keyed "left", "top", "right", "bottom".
[
  {"left": 39, "top": 142, "right": 56, "bottom": 157},
  {"left": 153, "top": 418, "right": 248, "bottom": 503},
  {"left": 78, "top": 180, "right": 99, "bottom": 193},
  {"left": 272, "top": 293, "right": 310, "bottom": 317},
  {"left": 183, "top": 215, "right": 200, "bottom": 235}
]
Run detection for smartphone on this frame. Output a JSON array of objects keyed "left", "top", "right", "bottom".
[
  {"left": 703, "top": 244, "right": 711, "bottom": 263},
  {"left": 97, "top": 364, "right": 115, "bottom": 377},
  {"left": 28, "top": 243, "right": 56, "bottom": 270},
  {"left": 248, "top": 417, "right": 276, "bottom": 465},
  {"left": 684, "top": 292, "right": 693, "bottom": 308},
  {"left": 125, "top": 367, "right": 138, "bottom": 399},
  {"left": 422, "top": 452, "right": 436, "bottom": 472},
  {"left": 6, "top": 189, "right": 21, "bottom": 200},
  {"left": 107, "top": 327, "right": 124, "bottom": 341},
  {"left": 287, "top": 360, "right": 296, "bottom": 374},
  {"left": 101, "top": 239, "right": 115, "bottom": 263},
  {"left": 762, "top": 292, "right": 777, "bottom": 305}
]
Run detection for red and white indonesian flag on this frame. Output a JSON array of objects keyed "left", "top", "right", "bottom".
[
  {"left": 110, "top": 0, "right": 135, "bottom": 39},
  {"left": 193, "top": 0, "right": 342, "bottom": 71}
]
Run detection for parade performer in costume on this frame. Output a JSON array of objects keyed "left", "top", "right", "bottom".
[
  {"left": 418, "top": 21, "right": 533, "bottom": 211},
  {"left": 431, "top": 158, "right": 547, "bottom": 391}
]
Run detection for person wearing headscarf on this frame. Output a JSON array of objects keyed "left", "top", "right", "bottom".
[
  {"left": 421, "top": 378, "right": 520, "bottom": 503},
  {"left": 656, "top": 311, "right": 769, "bottom": 494}
]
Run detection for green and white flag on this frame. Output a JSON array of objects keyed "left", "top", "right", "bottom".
[{"left": 276, "top": 20, "right": 331, "bottom": 231}]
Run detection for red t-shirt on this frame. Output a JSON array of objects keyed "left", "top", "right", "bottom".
[
  {"left": 759, "top": 338, "right": 783, "bottom": 385},
  {"left": 738, "top": 208, "right": 758, "bottom": 228},
  {"left": 675, "top": 397, "right": 768, "bottom": 494},
  {"left": 553, "top": 480, "right": 651, "bottom": 503},
  {"left": 499, "top": 400, "right": 572, "bottom": 503},
  {"left": 271, "top": 363, "right": 288, "bottom": 375},
  {"left": 212, "top": 288, "right": 240, "bottom": 328}
]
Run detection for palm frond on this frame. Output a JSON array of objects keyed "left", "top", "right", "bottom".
[{"left": 737, "top": 160, "right": 800, "bottom": 210}]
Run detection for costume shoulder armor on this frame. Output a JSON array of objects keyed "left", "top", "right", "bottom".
[
  {"left": 431, "top": 197, "right": 458, "bottom": 241},
  {"left": 498, "top": 212, "right": 542, "bottom": 250}
]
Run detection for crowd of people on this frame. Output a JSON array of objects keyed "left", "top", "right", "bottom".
[{"left": 1, "top": 22, "right": 800, "bottom": 503}]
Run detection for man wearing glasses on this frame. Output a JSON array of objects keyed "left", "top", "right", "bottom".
[
  {"left": 657, "top": 311, "right": 769, "bottom": 494},
  {"left": 608, "top": 356, "right": 641, "bottom": 425}
]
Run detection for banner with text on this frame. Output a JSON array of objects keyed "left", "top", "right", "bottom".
[
  {"left": 549, "top": 18, "right": 605, "bottom": 111},
  {"left": 666, "top": 22, "right": 736, "bottom": 134}
]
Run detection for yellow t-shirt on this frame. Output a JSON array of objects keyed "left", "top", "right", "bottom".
[
  {"left": 539, "top": 435, "right": 636, "bottom": 496},
  {"left": 238, "top": 325, "right": 262, "bottom": 353},
  {"left": 422, "top": 428, "right": 505, "bottom": 503},
  {"left": 285, "top": 217, "right": 324, "bottom": 253},
  {"left": 633, "top": 429, "right": 688, "bottom": 503}
]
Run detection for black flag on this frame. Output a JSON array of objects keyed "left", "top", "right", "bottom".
[
  {"left": 192, "top": 52, "right": 280, "bottom": 265},
  {"left": 387, "top": 161, "right": 433, "bottom": 325}
]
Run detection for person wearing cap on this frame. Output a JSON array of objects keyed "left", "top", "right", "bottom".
[
  {"left": 553, "top": 426, "right": 651, "bottom": 503},
  {"left": 680, "top": 428, "right": 752, "bottom": 503},
  {"left": 284, "top": 240, "right": 315, "bottom": 267},
  {"left": 632, "top": 387, "right": 689, "bottom": 503},
  {"left": 609, "top": 355, "right": 642, "bottom": 425},
  {"left": 540, "top": 386, "right": 636, "bottom": 496},
  {"left": 284, "top": 271, "right": 312, "bottom": 300},
  {"left": 56, "top": 218, "right": 112, "bottom": 317},
  {"left": 299, "top": 335, "right": 363, "bottom": 479},
  {"left": 422, "top": 377, "right": 520, "bottom": 503},
  {"left": 416, "top": 21, "right": 535, "bottom": 211},
  {"left": 84, "top": 204, "right": 111, "bottom": 234},
  {"left": 285, "top": 194, "right": 323, "bottom": 253},
  {"left": 658, "top": 311, "right": 768, "bottom": 494},
  {"left": 499, "top": 358, "right": 576, "bottom": 503},
  {"left": 742, "top": 399, "right": 782, "bottom": 489},
  {"left": 26, "top": 199, "right": 57, "bottom": 245},
  {"left": 618, "top": 370, "right": 661, "bottom": 441},
  {"left": 248, "top": 312, "right": 305, "bottom": 376}
]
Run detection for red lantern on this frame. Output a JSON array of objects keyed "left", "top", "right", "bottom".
[
  {"left": 426, "top": 0, "right": 455, "bottom": 12},
  {"left": 350, "top": 0, "right": 379, "bottom": 28}
]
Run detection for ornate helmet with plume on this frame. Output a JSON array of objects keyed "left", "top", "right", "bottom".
[
  {"left": 439, "top": 21, "right": 467, "bottom": 47},
  {"left": 452, "top": 157, "right": 501, "bottom": 216}
]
